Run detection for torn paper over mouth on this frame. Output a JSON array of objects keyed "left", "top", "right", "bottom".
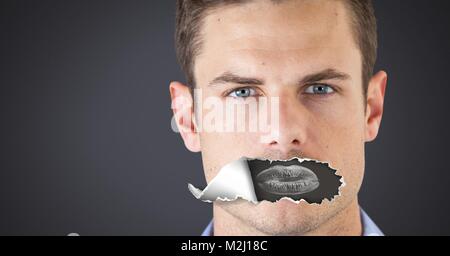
[{"left": 188, "top": 157, "right": 344, "bottom": 204}]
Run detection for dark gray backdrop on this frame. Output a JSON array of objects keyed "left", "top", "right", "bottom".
[{"left": 1, "top": 0, "right": 449, "bottom": 235}]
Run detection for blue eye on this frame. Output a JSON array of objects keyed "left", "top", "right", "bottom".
[
  {"left": 304, "top": 84, "right": 335, "bottom": 95},
  {"left": 228, "top": 88, "right": 257, "bottom": 98}
]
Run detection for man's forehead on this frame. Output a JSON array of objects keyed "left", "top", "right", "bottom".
[
  {"left": 195, "top": 0, "right": 360, "bottom": 87},
  {"left": 200, "top": 0, "right": 352, "bottom": 49}
]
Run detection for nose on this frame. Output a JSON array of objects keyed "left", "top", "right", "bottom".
[{"left": 262, "top": 93, "right": 307, "bottom": 156}]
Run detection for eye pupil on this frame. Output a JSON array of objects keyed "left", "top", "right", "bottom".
[
  {"left": 314, "top": 85, "right": 328, "bottom": 94},
  {"left": 236, "top": 88, "right": 250, "bottom": 97}
]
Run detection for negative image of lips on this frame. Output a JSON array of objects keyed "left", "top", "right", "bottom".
[{"left": 256, "top": 165, "right": 320, "bottom": 195}]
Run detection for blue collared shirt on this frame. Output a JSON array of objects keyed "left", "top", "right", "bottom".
[{"left": 201, "top": 207, "right": 383, "bottom": 236}]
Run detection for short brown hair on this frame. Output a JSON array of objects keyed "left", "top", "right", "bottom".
[{"left": 175, "top": 0, "right": 377, "bottom": 96}]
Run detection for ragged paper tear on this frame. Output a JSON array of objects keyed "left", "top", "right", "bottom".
[{"left": 188, "top": 157, "right": 344, "bottom": 204}]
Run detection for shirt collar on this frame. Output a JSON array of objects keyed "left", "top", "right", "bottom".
[{"left": 201, "top": 207, "right": 383, "bottom": 236}]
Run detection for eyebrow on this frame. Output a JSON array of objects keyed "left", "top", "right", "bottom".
[
  {"left": 208, "top": 71, "right": 264, "bottom": 87},
  {"left": 207, "top": 68, "right": 351, "bottom": 87}
]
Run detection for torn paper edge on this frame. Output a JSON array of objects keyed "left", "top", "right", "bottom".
[{"left": 188, "top": 156, "right": 345, "bottom": 205}]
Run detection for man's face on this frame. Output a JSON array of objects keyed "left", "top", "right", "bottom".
[{"left": 185, "top": 0, "right": 378, "bottom": 235}]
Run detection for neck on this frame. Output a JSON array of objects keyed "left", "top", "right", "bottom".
[{"left": 213, "top": 199, "right": 362, "bottom": 236}]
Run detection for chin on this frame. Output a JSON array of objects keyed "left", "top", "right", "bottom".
[{"left": 219, "top": 198, "right": 341, "bottom": 235}]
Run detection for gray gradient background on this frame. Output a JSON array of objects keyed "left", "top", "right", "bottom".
[{"left": 1, "top": 0, "right": 449, "bottom": 235}]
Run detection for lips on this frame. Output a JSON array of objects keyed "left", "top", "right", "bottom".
[{"left": 255, "top": 165, "right": 320, "bottom": 195}]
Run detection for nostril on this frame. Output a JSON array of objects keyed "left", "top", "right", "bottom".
[{"left": 292, "top": 139, "right": 300, "bottom": 145}]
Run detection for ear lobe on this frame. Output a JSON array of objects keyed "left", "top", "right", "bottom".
[
  {"left": 169, "top": 81, "right": 201, "bottom": 152},
  {"left": 365, "top": 71, "right": 388, "bottom": 142}
]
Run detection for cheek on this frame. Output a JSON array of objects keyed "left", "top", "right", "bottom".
[
  {"left": 201, "top": 132, "right": 252, "bottom": 155},
  {"left": 309, "top": 93, "right": 365, "bottom": 144},
  {"left": 198, "top": 95, "right": 263, "bottom": 155},
  {"left": 200, "top": 131, "right": 258, "bottom": 181},
  {"left": 197, "top": 94, "right": 265, "bottom": 179},
  {"left": 307, "top": 96, "right": 366, "bottom": 183}
]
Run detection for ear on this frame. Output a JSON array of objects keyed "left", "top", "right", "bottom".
[
  {"left": 169, "top": 81, "right": 201, "bottom": 152},
  {"left": 365, "top": 71, "right": 388, "bottom": 142}
]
